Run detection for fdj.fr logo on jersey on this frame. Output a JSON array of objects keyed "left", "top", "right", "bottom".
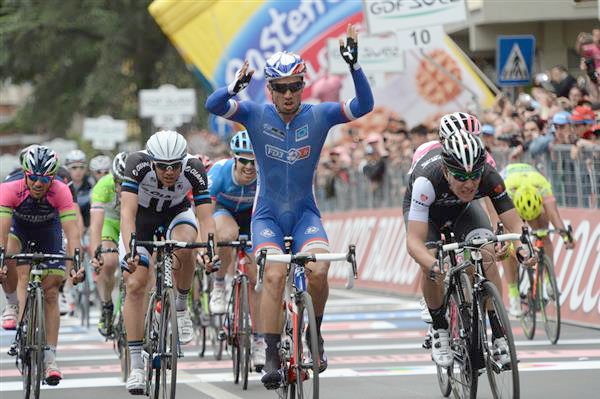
[{"left": 265, "top": 144, "right": 311, "bottom": 165}]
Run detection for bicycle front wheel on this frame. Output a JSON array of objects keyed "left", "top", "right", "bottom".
[
  {"left": 480, "top": 281, "right": 519, "bottom": 399},
  {"left": 517, "top": 265, "right": 536, "bottom": 340},
  {"left": 22, "top": 288, "right": 46, "bottom": 399},
  {"left": 238, "top": 276, "right": 251, "bottom": 390},
  {"left": 295, "top": 291, "right": 319, "bottom": 399},
  {"left": 539, "top": 255, "right": 560, "bottom": 344},
  {"left": 159, "top": 288, "right": 178, "bottom": 399}
]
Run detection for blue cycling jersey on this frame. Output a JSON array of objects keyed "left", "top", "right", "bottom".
[
  {"left": 206, "top": 66, "right": 373, "bottom": 253},
  {"left": 208, "top": 158, "right": 257, "bottom": 212}
]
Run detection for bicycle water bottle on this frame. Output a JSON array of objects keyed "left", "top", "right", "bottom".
[{"left": 294, "top": 265, "right": 306, "bottom": 292}]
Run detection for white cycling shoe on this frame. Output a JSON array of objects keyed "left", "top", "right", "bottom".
[
  {"left": 177, "top": 310, "right": 194, "bottom": 345},
  {"left": 126, "top": 368, "right": 146, "bottom": 395},
  {"left": 508, "top": 295, "right": 523, "bottom": 317},
  {"left": 492, "top": 337, "right": 511, "bottom": 366},
  {"left": 209, "top": 288, "right": 226, "bottom": 314},
  {"left": 419, "top": 297, "right": 432, "bottom": 323},
  {"left": 431, "top": 328, "right": 453, "bottom": 367},
  {"left": 252, "top": 337, "right": 266, "bottom": 372}
]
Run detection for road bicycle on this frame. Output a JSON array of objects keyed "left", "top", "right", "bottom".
[
  {"left": 94, "top": 245, "right": 129, "bottom": 381},
  {"left": 255, "top": 237, "right": 357, "bottom": 399},
  {"left": 129, "top": 230, "right": 214, "bottom": 399},
  {"left": 518, "top": 226, "right": 571, "bottom": 345},
  {"left": 219, "top": 234, "right": 254, "bottom": 389},
  {"left": 428, "top": 227, "right": 532, "bottom": 399},
  {"left": 189, "top": 252, "right": 223, "bottom": 360},
  {"left": 3, "top": 245, "right": 81, "bottom": 399}
]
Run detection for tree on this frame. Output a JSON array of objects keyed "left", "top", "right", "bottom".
[{"left": 0, "top": 0, "right": 209, "bottom": 137}]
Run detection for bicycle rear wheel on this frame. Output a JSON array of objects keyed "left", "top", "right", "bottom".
[
  {"left": 448, "top": 273, "right": 478, "bottom": 399},
  {"left": 480, "top": 281, "right": 519, "bottom": 399},
  {"left": 159, "top": 288, "right": 178, "bottom": 399},
  {"left": 539, "top": 255, "right": 560, "bottom": 344},
  {"left": 517, "top": 266, "right": 536, "bottom": 340},
  {"left": 295, "top": 291, "right": 319, "bottom": 399},
  {"left": 238, "top": 276, "right": 251, "bottom": 390}
]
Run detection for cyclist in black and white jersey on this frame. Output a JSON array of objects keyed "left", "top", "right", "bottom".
[
  {"left": 404, "top": 129, "right": 534, "bottom": 369},
  {"left": 119, "top": 130, "right": 217, "bottom": 395}
]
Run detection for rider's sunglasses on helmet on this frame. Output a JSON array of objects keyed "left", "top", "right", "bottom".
[
  {"left": 270, "top": 81, "right": 304, "bottom": 94},
  {"left": 154, "top": 161, "right": 182, "bottom": 171},
  {"left": 236, "top": 157, "right": 255, "bottom": 166},
  {"left": 447, "top": 166, "right": 484, "bottom": 182},
  {"left": 26, "top": 173, "right": 53, "bottom": 184}
]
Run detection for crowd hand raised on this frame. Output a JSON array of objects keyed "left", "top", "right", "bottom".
[
  {"left": 227, "top": 60, "right": 254, "bottom": 95},
  {"left": 339, "top": 24, "right": 359, "bottom": 70}
]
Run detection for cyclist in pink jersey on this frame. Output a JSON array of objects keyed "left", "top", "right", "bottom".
[{"left": 0, "top": 145, "right": 84, "bottom": 386}]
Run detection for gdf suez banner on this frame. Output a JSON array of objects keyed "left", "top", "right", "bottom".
[{"left": 324, "top": 208, "right": 600, "bottom": 328}]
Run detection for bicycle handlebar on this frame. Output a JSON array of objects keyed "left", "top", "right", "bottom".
[
  {"left": 254, "top": 245, "right": 358, "bottom": 292},
  {"left": 129, "top": 232, "right": 215, "bottom": 260},
  {"left": 0, "top": 247, "right": 81, "bottom": 272}
]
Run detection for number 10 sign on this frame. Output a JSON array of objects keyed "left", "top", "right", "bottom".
[{"left": 395, "top": 25, "right": 445, "bottom": 51}]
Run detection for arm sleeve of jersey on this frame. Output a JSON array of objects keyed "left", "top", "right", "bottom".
[
  {"left": 316, "top": 67, "right": 374, "bottom": 127},
  {"left": 528, "top": 134, "right": 554, "bottom": 157},
  {"left": 483, "top": 169, "right": 514, "bottom": 215},
  {"left": 91, "top": 177, "right": 110, "bottom": 210},
  {"left": 207, "top": 163, "right": 223, "bottom": 200},
  {"left": 122, "top": 153, "right": 144, "bottom": 194},
  {"left": 0, "top": 182, "right": 16, "bottom": 217},
  {"left": 52, "top": 181, "right": 77, "bottom": 221},
  {"left": 408, "top": 176, "right": 435, "bottom": 223},
  {"left": 186, "top": 158, "right": 211, "bottom": 206},
  {"left": 205, "top": 87, "right": 257, "bottom": 125}
]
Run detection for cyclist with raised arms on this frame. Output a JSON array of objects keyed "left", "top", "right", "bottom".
[
  {"left": 206, "top": 24, "right": 373, "bottom": 389},
  {"left": 0, "top": 145, "right": 85, "bottom": 385},
  {"left": 404, "top": 129, "right": 534, "bottom": 368},
  {"left": 119, "top": 130, "right": 217, "bottom": 395},
  {"left": 207, "top": 130, "right": 264, "bottom": 368},
  {"left": 500, "top": 163, "right": 575, "bottom": 316},
  {"left": 89, "top": 152, "right": 128, "bottom": 336}
]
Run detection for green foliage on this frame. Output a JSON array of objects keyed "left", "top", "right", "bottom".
[{"left": 0, "top": 0, "right": 208, "bottom": 136}]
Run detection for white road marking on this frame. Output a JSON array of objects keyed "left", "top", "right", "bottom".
[{"left": 179, "top": 370, "right": 244, "bottom": 399}]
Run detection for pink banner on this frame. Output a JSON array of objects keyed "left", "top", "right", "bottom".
[{"left": 324, "top": 208, "right": 600, "bottom": 327}]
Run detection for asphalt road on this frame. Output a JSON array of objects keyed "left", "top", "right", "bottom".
[{"left": 1, "top": 288, "right": 599, "bottom": 399}]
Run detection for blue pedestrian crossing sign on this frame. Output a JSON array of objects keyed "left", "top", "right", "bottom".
[{"left": 496, "top": 35, "right": 536, "bottom": 86}]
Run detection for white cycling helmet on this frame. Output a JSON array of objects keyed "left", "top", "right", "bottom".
[
  {"left": 89, "top": 155, "right": 112, "bottom": 172},
  {"left": 64, "top": 149, "right": 87, "bottom": 166},
  {"left": 146, "top": 130, "right": 188, "bottom": 162},
  {"left": 441, "top": 129, "right": 486, "bottom": 173},
  {"left": 439, "top": 112, "right": 482, "bottom": 141},
  {"left": 112, "top": 152, "right": 128, "bottom": 180}
]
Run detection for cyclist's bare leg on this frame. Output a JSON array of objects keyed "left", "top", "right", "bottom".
[
  {"left": 41, "top": 275, "right": 62, "bottom": 347},
  {"left": 421, "top": 248, "right": 444, "bottom": 309},
  {"left": 170, "top": 224, "right": 197, "bottom": 293},
  {"left": 305, "top": 247, "right": 330, "bottom": 317},
  {"left": 2, "top": 236, "right": 20, "bottom": 308},
  {"left": 96, "top": 240, "right": 118, "bottom": 303},
  {"left": 124, "top": 264, "right": 149, "bottom": 341},
  {"left": 247, "top": 255, "right": 262, "bottom": 333},
  {"left": 482, "top": 243, "right": 503, "bottom": 298},
  {"left": 261, "top": 262, "right": 286, "bottom": 334},
  {"left": 16, "top": 264, "right": 31, "bottom": 322},
  {"left": 214, "top": 213, "right": 238, "bottom": 281}
]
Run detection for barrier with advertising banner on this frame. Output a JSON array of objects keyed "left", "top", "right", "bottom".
[{"left": 324, "top": 208, "right": 600, "bottom": 328}]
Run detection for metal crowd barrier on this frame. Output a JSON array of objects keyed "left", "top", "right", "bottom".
[{"left": 315, "top": 145, "right": 600, "bottom": 212}]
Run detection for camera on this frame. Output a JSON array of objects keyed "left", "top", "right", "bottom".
[{"left": 497, "top": 134, "right": 523, "bottom": 148}]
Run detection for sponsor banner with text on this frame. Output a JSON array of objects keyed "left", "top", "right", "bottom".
[{"left": 324, "top": 208, "right": 600, "bottom": 327}]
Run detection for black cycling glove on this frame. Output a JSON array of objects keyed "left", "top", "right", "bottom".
[{"left": 340, "top": 37, "right": 359, "bottom": 71}]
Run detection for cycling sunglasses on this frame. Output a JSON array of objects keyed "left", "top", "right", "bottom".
[
  {"left": 26, "top": 174, "right": 53, "bottom": 184},
  {"left": 447, "top": 167, "right": 484, "bottom": 182},
  {"left": 236, "top": 157, "right": 255, "bottom": 166},
  {"left": 270, "top": 81, "right": 304, "bottom": 93},
  {"left": 154, "top": 161, "right": 182, "bottom": 171}
]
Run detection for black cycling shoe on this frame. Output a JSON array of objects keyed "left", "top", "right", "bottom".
[
  {"left": 98, "top": 303, "right": 114, "bottom": 338},
  {"left": 261, "top": 369, "right": 283, "bottom": 390},
  {"left": 305, "top": 330, "right": 327, "bottom": 373}
]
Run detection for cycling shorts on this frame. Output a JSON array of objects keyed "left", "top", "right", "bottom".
[
  {"left": 213, "top": 204, "right": 252, "bottom": 238},
  {"left": 9, "top": 221, "right": 66, "bottom": 271},
  {"left": 118, "top": 206, "right": 198, "bottom": 270},
  {"left": 403, "top": 201, "right": 494, "bottom": 245},
  {"left": 102, "top": 217, "right": 120, "bottom": 244},
  {"left": 251, "top": 207, "right": 329, "bottom": 257}
]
